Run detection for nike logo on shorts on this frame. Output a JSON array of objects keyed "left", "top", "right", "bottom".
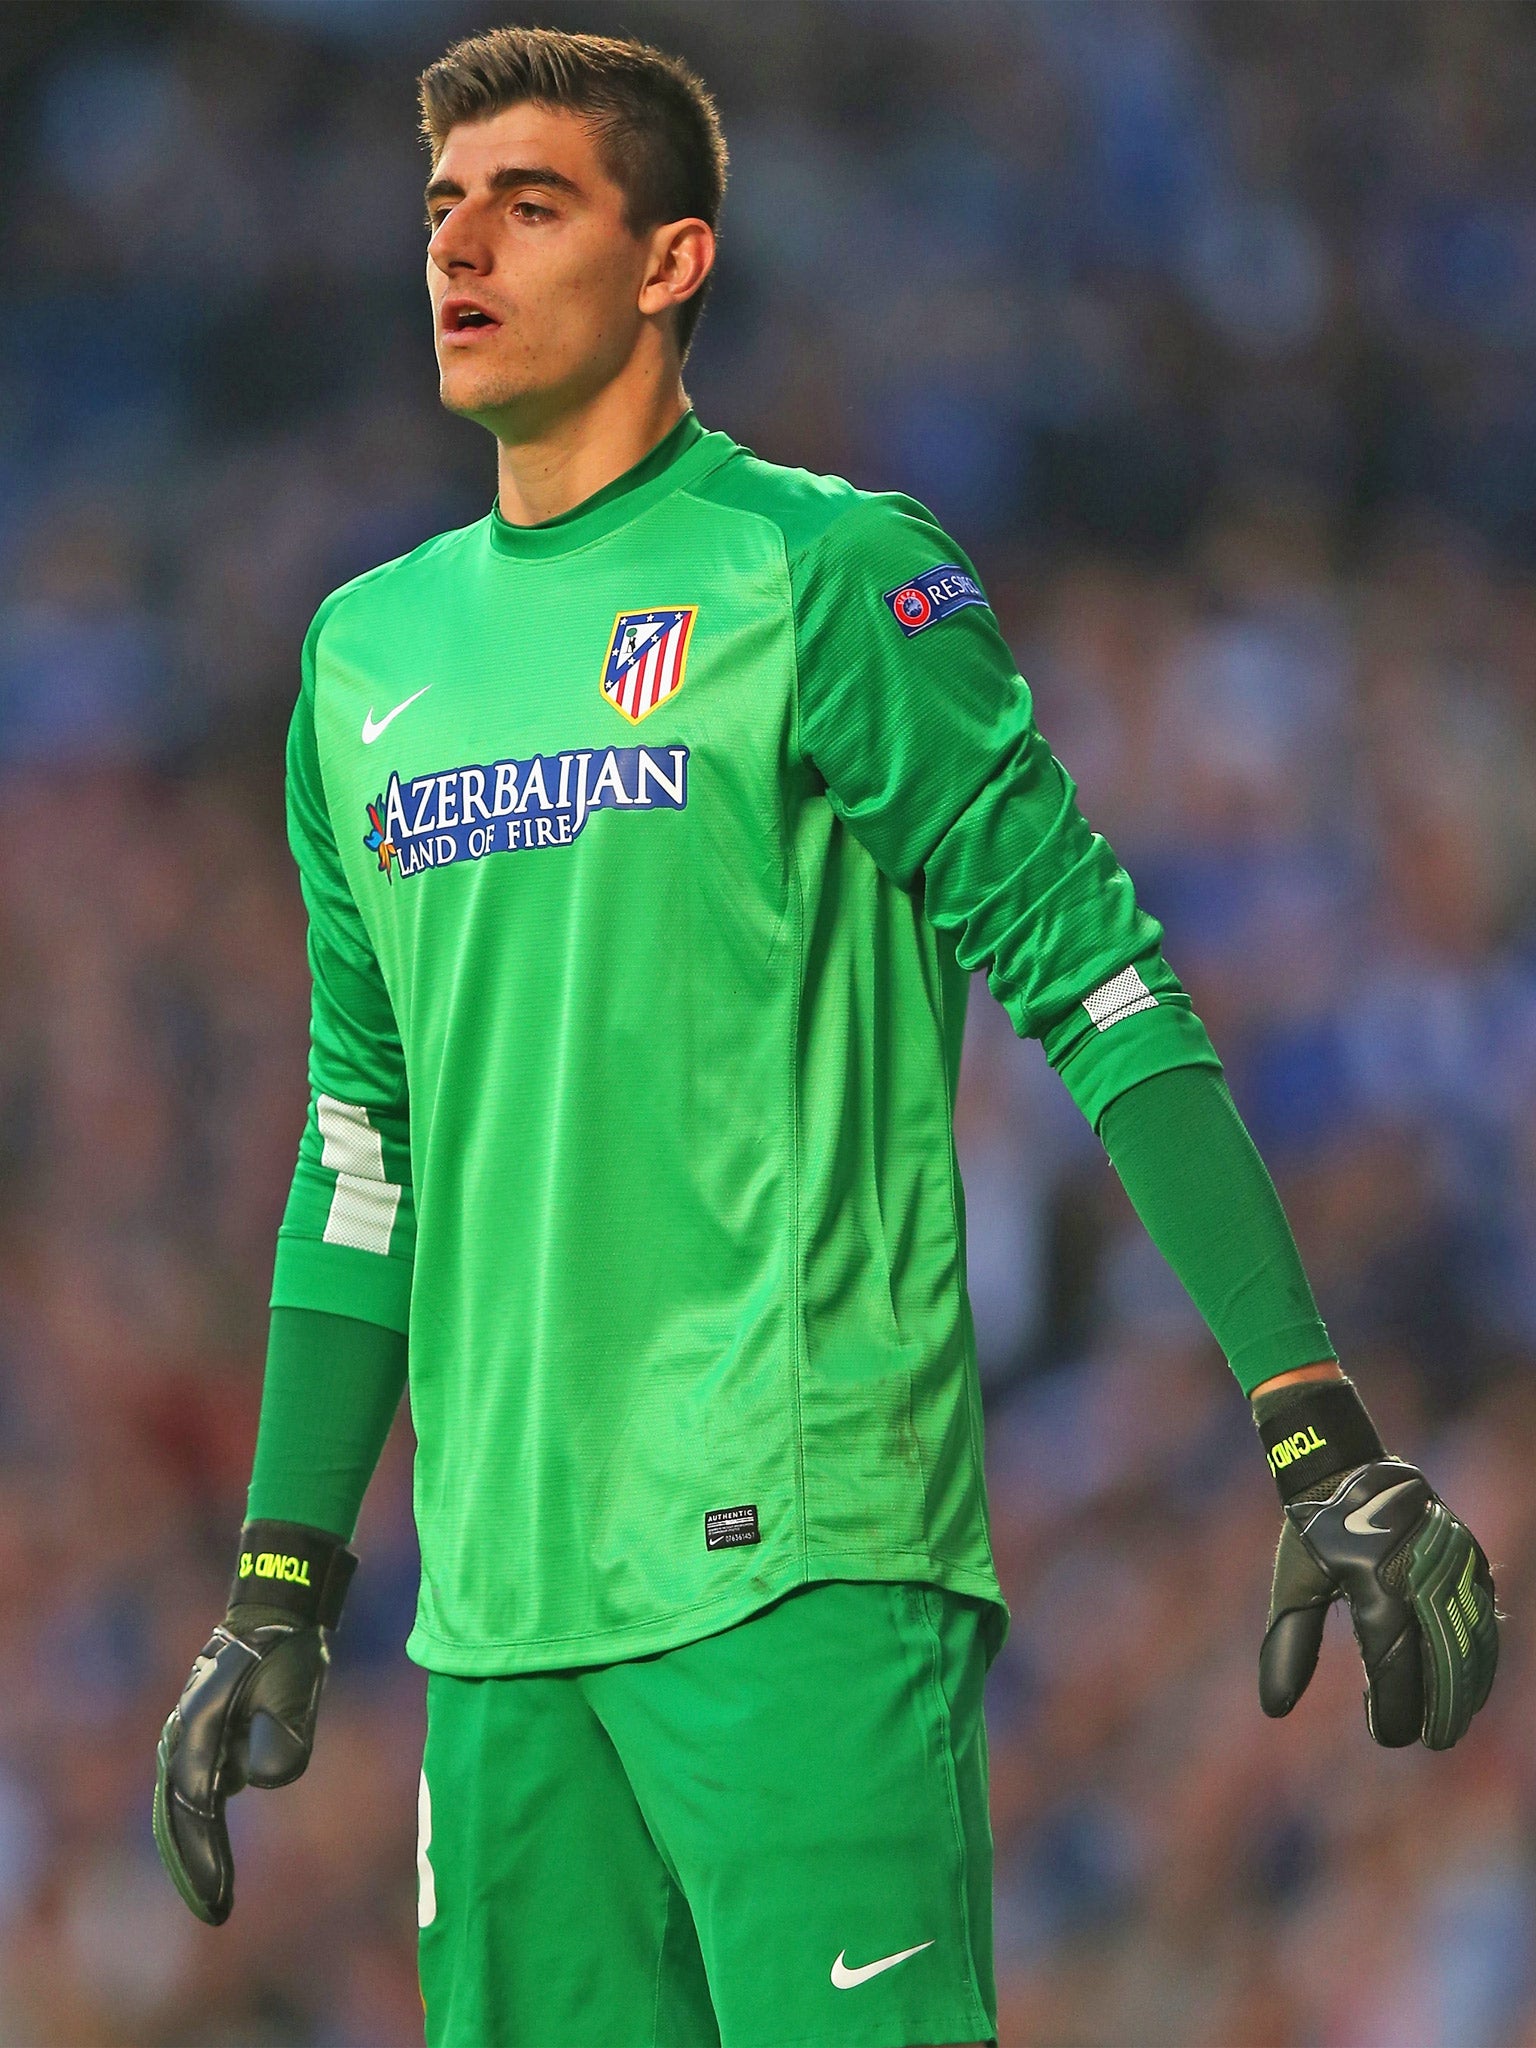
[
  {"left": 363, "top": 685, "right": 432, "bottom": 743},
  {"left": 830, "top": 1941, "right": 933, "bottom": 1989}
]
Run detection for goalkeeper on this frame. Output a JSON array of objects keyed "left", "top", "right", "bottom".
[{"left": 153, "top": 25, "right": 1496, "bottom": 2048}]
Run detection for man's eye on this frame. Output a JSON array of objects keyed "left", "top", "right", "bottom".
[{"left": 512, "top": 201, "right": 551, "bottom": 221}]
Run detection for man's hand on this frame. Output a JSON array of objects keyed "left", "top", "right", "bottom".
[
  {"left": 153, "top": 1522, "right": 357, "bottom": 1924},
  {"left": 1253, "top": 1376, "right": 1498, "bottom": 1750}
]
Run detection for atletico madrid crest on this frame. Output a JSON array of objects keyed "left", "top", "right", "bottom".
[{"left": 601, "top": 606, "right": 697, "bottom": 723}]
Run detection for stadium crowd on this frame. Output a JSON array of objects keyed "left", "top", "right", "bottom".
[{"left": 2, "top": 2, "right": 1536, "bottom": 2042}]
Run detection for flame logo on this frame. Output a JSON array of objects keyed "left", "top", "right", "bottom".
[{"left": 364, "top": 798, "right": 397, "bottom": 879}]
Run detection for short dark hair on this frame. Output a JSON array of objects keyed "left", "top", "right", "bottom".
[{"left": 418, "top": 26, "right": 727, "bottom": 354}]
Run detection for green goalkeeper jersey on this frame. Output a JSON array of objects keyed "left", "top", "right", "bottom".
[{"left": 273, "top": 411, "right": 1218, "bottom": 1674}]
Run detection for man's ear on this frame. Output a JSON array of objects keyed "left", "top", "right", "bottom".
[{"left": 638, "top": 217, "right": 714, "bottom": 324}]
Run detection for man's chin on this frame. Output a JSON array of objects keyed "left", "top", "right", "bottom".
[
  {"left": 437, "top": 363, "right": 533, "bottom": 428},
  {"left": 437, "top": 353, "right": 615, "bottom": 437}
]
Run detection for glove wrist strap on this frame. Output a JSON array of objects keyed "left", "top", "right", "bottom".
[
  {"left": 228, "top": 1519, "right": 357, "bottom": 1630},
  {"left": 1253, "top": 1376, "right": 1386, "bottom": 1505}
]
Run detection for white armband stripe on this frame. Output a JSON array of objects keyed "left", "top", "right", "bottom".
[
  {"left": 316, "top": 1095, "right": 402, "bottom": 1256},
  {"left": 1083, "top": 964, "right": 1159, "bottom": 1032}
]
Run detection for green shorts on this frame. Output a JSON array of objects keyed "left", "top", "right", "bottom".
[{"left": 417, "top": 1579, "right": 998, "bottom": 2048}]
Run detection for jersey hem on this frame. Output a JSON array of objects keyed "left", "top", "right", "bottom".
[
  {"left": 403, "top": 1553, "right": 1007, "bottom": 1676},
  {"left": 734, "top": 2014, "right": 995, "bottom": 2048}
]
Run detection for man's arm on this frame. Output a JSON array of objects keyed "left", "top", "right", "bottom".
[
  {"left": 1098, "top": 1066, "right": 1335, "bottom": 1392},
  {"left": 245, "top": 1306, "right": 407, "bottom": 1541},
  {"left": 790, "top": 494, "right": 1221, "bottom": 1125},
  {"left": 239, "top": 591, "right": 418, "bottom": 1542},
  {"left": 267, "top": 598, "right": 415, "bottom": 1340},
  {"left": 790, "top": 494, "right": 1496, "bottom": 1751},
  {"left": 1101, "top": 1063, "right": 1496, "bottom": 1743},
  {"left": 155, "top": 600, "right": 415, "bottom": 1923}
]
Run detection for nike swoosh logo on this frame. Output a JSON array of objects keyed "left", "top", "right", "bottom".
[
  {"left": 1344, "top": 1479, "right": 1421, "bottom": 1536},
  {"left": 362, "top": 685, "right": 432, "bottom": 743},
  {"left": 830, "top": 1942, "right": 933, "bottom": 1989}
]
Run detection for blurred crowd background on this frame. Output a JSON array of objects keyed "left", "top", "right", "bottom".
[{"left": 2, "top": 1, "right": 1535, "bottom": 2042}]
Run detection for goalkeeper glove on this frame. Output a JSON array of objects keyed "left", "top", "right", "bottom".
[
  {"left": 153, "top": 1520, "right": 357, "bottom": 1924},
  {"left": 1254, "top": 1376, "right": 1497, "bottom": 1749}
]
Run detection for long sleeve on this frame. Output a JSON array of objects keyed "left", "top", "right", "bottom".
[
  {"left": 1100, "top": 1066, "right": 1335, "bottom": 1392},
  {"left": 790, "top": 494, "right": 1220, "bottom": 1125},
  {"left": 245, "top": 1306, "right": 408, "bottom": 1539},
  {"left": 269, "top": 600, "right": 416, "bottom": 1333}
]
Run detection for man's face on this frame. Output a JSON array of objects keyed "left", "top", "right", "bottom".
[{"left": 425, "top": 103, "right": 660, "bottom": 430}]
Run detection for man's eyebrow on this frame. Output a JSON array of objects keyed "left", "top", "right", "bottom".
[{"left": 424, "top": 164, "right": 583, "bottom": 210}]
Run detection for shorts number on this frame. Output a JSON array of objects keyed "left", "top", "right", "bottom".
[{"left": 417, "top": 1768, "right": 438, "bottom": 1928}]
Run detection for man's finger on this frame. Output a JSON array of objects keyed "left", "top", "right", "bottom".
[
  {"left": 1468, "top": 1553, "right": 1500, "bottom": 1719},
  {"left": 1259, "top": 1600, "right": 1329, "bottom": 1717},
  {"left": 153, "top": 1627, "right": 265, "bottom": 1924},
  {"left": 1410, "top": 1506, "right": 1499, "bottom": 1751},
  {"left": 1259, "top": 1520, "right": 1334, "bottom": 1717},
  {"left": 1361, "top": 1614, "right": 1423, "bottom": 1747},
  {"left": 225, "top": 1626, "right": 327, "bottom": 1788},
  {"left": 153, "top": 1711, "right": 235, "bottom": 1926}
]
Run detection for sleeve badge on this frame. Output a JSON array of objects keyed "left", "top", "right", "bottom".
[{"left": 884, "top": 564, "right": 989, "bottom": 637}]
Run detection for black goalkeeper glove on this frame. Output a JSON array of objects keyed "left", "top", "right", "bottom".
[
  {"left": 153, "top": 1520, "right": 357, "bottom": 1924},
  {"left": 1254, "top": 1376, "right": 1498, "bottom": 1750}
]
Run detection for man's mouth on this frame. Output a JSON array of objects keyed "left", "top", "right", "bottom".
[{"left": 440, "top": 297, "right": 503, "bottom": 344}]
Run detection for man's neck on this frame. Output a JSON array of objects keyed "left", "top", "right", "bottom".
[{"left": 494, "top": 374, "right": 691, "bottom": 528}]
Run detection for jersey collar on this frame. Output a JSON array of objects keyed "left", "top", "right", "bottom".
[{"left": 487, "top": 411, "right": 729, "bottom": 561}]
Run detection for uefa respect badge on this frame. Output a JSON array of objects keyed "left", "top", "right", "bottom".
[{"left": 884, "top": 563, "right": 989, "bottom": 636}]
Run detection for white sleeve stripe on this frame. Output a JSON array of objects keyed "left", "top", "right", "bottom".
[
  {"left": 325, "top": 1174, "right": 402, "bottom": 1257},
  {"left": 1083, "top": 964, "right": 1159, "bottom": 1033},
  {"left": 316, "top": 1095, "right": 402, "bottom": 1256}
]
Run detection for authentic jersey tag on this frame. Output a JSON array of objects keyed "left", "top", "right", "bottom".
[
  {"left": 602, "top": 606, "right": 697, "bottom": 723},
  {"left": 705, "top": 1504, "right": 760, "bottom": 1550},
  {"left": 884, "top": 563, "right": 988, "bottom": 636}
]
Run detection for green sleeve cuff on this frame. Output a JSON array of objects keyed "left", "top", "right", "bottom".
[
  {"left": 270, "top": 1230, "right": 412, "bottom": 1335},
  {"left": 1227, "top": 1320, "right": 1340, "bottom": 1399},
  {"left": 1049, "top": 996, "right": 1223, "bottom": 1132}
]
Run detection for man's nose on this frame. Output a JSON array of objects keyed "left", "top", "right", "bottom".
[{"left": 428, "top": 203, "right": 491, "bottom": 276}]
